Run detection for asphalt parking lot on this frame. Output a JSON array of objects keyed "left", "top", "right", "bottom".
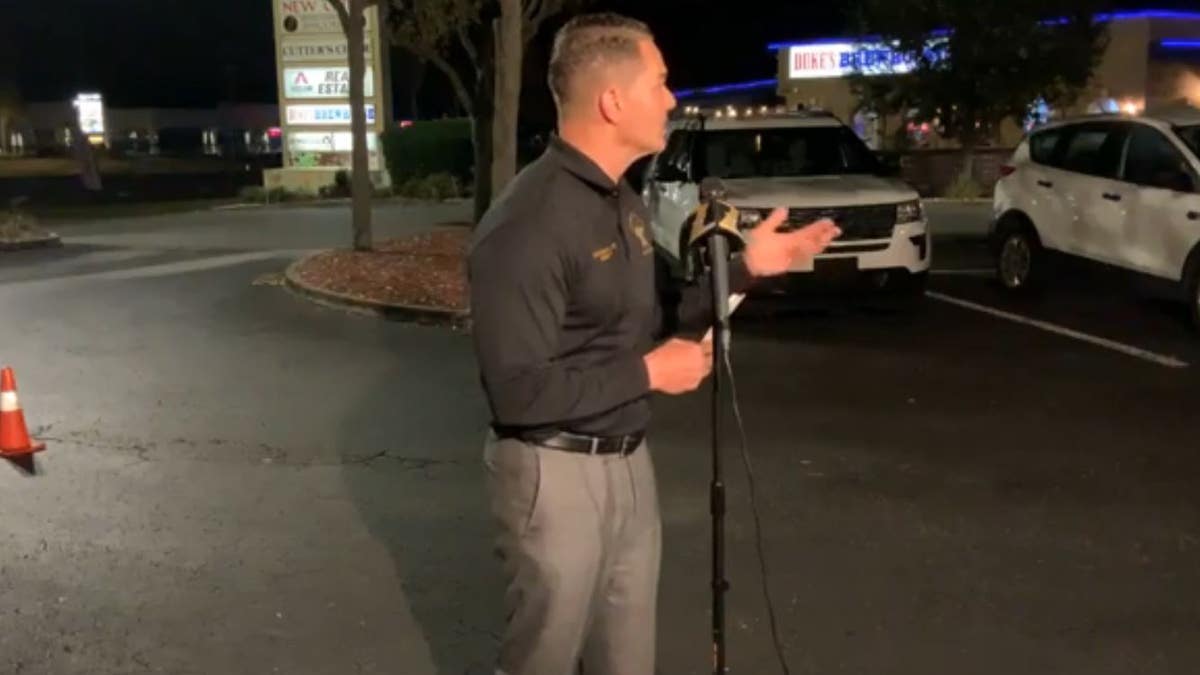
[{"left": 1, "top": 202, "right": 1197, "bottom": 674}]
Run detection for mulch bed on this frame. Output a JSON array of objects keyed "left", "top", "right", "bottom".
[
  {"left": 0, "top": 219, "right": 59, "bottom": 251},
  {"left": 292, "top": 227, "right": 470, "bottom": 311}
]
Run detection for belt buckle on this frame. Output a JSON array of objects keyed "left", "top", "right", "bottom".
[{"left": 589, "top": 436, "right": 600, "bottom": 455}]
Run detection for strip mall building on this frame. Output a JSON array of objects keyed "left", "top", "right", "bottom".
[{"left": 756, "top": 9, "right": 1200, "bottom": 151}]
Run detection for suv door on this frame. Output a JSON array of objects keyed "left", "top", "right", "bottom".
[
  {"left": 1049, "top": 121, "right": 1130, "bottom": 263},
  {"left": 644, "top": 128, "right": 699, "bottom": 265},
  {"left": 1055, "top": 121, "right": 1132, "bottom": 265},
  {"left": 1016, "top": 125, "right": 1073, "bottom": 252},
  {"left": 1118, "top": 123, "right": 1200, "bottom": 280}
]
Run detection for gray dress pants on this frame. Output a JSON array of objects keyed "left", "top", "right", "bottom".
[{"left": 483, "top": 431, "right": 662, "bottom": 675}]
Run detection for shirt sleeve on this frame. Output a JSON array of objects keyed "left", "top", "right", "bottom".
[
  {"left": 468, "top": 226, "right": 651, "bottom": 428},
  {"left": 654, "top": 249, "right": 756, "bottom": 339}
]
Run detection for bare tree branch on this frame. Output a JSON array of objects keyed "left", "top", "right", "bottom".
[
  {"left": 457, "top": 25, "right": 480, "bottom": 69},
  {"left": 324, "top": 0, "right": 352, "bottom": 33},
  {"left": 427, "top": 52, "right": 475, "bottom": 115},
  {"left": 522, "top": 0, "right": 544, "bottom": 23},
  {"left": 523, "top": 0, "right": 559, "bottom": 44}
]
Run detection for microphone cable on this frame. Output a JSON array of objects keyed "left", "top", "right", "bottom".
[{"left": 723, "top": 343, "right": 793, "bottom": 675}]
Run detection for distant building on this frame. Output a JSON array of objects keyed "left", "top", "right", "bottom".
[
  {"left": 675, "top": 9, "right": 1200, "bottom": 152},
  {"left": 769, "top": 8, "right": 1200, "bottom": 149},
  {"left": 5, "top": 101, "right": 282, "bottom": 158}
]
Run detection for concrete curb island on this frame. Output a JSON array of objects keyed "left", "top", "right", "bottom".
[
  {"left": 283, "top": 254, "right": 471, "bottom": 331},
  {"left": 0, "top": 234, "right": 63, "bottom": 252}
]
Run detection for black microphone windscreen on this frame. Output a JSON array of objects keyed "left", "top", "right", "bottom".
[{"left": 699, "top": 176, "right": 725, "bottom": 201}]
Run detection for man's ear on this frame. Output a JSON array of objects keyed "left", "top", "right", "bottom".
[{"left": 598, "top": 86, "right": 622, "bottom": 124}]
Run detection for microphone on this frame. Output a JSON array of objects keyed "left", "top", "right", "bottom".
[{"left": 687, "top": 177, "right": 745, "bottom": 337}]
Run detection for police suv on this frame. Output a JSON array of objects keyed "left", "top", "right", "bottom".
[{"left": 641, "top": 107, "right": 930, "bottom": 303}]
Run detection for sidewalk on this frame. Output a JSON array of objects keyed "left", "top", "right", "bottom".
[{"left": 924, "top": 200, "right": 992, "bottom": 238}]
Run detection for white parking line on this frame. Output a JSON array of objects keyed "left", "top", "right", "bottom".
[
  {"left": 926, "top": 291, "right": 1189, "bottom": 369},
  {"left": 0, "top": 250, "right": 310, "bottom": 292}
]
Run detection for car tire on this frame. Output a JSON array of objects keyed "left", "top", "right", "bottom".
[{"left": 994, "top": 221, "right": 1044, "bottom": 293}]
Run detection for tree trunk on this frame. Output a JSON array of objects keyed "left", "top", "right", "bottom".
[
  {"left": 0, "top": 115, "right": 8, "bottom": 155},
  {"left": 471, "top": 106, "right": 494, "bottom": 224},
  {"left": 491, "top": 0, "right": 523, "bottom": 200},
  {"left": 347, "top": 0, "right": 373, "bottom": 251},
  {"left": 959, "top": 144, "right": 976, "bottom": 184},
  {"left": 471, "top": 49, "right": 496, "bottom": 224}
]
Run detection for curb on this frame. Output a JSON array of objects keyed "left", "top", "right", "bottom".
[
  {"left": 212, "top": 196, "right": 472, "bottom": 212},
  {"left": 0, "top": 234, "right": 63, "bottom": 252},
  {"left": 923, "top": 198, "right": 993, "bottom": 204},
  {"left": 283, "top": 254, "right": 471, "bottom": 330}
]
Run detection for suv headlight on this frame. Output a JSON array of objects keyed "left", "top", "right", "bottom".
[{"left": 896, "top": 200, "right": 924, "bottom": 225}]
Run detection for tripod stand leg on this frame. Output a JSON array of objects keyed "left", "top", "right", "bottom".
[
  {"left": 712, "top": 322, "right": 729, "bottom": 673},
  {"left": 712, "top": 478, "right": 728, "bottom": 673}
]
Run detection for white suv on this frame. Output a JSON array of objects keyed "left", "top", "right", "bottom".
[
  {"left": 991, "top": 107, "right": 1200, "bottom": 327},
  {"left": 641, "top": 110, "right": 931, "bottom": 303}
]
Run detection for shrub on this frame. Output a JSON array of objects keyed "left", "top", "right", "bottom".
[
  {"left": 395, "top": 172, "right": 464, "bottom": 201},
  {"left": 239, "top": 185, "right": 267, "bottom": 202},
  {"left": 332, "top": 169, "right": 352, "bottom": 197},
  {"left": 943, "top": 172, "right": 986, "bottom": 199},
  {"left": 421, "top": 172, "right": 463, "bottom": 200},
  {"left": 380, "top": 118, "right": 473, "bottom": 186},
  {"left": 0, "top": 208, "right": 48, "bottom": 241}
]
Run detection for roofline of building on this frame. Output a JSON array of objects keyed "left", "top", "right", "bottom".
[
  {"left": 678, "top": 31, "right": 1200, "bottom": 101},
  {"left": 672, "top": 78, "right": 778, "bottom": 100},
  {"left": 765, "top": 8, "right": 1200, "bottom": 51},
  {"left": 1160, "top": 39, "right": 1200, "bottom": 50}
]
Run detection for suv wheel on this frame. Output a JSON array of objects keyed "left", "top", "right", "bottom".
[{"left": 995, "top": 226, "right": 1043, "bottom": 292}]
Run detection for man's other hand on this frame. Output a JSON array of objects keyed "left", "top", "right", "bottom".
[
  {"left": 744, "top": 208, "right": 841, "bottom": 277},
  {"left": 643, "top": 337, "right": 713, "bottom": 395}
]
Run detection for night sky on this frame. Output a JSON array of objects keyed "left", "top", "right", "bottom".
[
  {"left": 0, "top": 1, "right": 847, "bottom": 111},
  {"left": 2, "top": 1, "right": 1195, "bottom": 114}
]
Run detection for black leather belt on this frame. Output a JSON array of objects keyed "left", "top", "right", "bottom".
[{"left": 526, "top": 430, "right": 645, "bottom": 456}]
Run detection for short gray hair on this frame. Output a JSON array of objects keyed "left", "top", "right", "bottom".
[{"left": 548, "top": 13, "right": 653, "bottom": 109}]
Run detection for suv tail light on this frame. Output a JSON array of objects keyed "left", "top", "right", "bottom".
[{"left": 999, "top": 164, "right": 1016, "bottom": 177}]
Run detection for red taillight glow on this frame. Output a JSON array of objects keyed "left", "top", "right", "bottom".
[
  {"left": 999, "top": 164, "right": 1016, "bottom": 177},
  {"left": 267, "top": 127, "right": 283, "bottom": 138}
]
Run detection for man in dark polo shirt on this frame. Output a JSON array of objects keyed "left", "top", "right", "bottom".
[{"left": 467, "top": 12, "right": 840, "bottom": 675}]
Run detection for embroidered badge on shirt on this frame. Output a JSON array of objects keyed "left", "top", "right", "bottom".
[
  {"left": 628, "top": 212, "right": 653, "bottom": 255},
  {"left": 592, "top": 242, "right": 617, "bottom": 262}
]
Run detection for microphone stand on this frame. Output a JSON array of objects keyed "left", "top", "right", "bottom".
[
  {"left": 690, "top": 178, "right": 739, "bottom": 674},
  {"left": 704, "top": 227, "right": 732, "bottom": 675}
]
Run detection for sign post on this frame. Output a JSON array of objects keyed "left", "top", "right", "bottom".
[{"left": 268, "top": 0, "right": 392, "bottom": 192}]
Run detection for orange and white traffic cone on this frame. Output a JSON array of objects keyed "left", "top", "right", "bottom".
[{"left": 0, "top": 367, "right": 46, "bottom": 458}]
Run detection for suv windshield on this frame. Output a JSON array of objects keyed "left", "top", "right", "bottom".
[
  {"left": 1176, "top": 125, "right": 1200, "bottom": 159},
  {"left": 698, "top": 126, "right": 882, "bottom": 179}
]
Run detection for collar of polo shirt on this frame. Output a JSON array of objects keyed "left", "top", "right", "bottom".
[{"left": 548, "top": 135, "right": 622, "bottom": 196}]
